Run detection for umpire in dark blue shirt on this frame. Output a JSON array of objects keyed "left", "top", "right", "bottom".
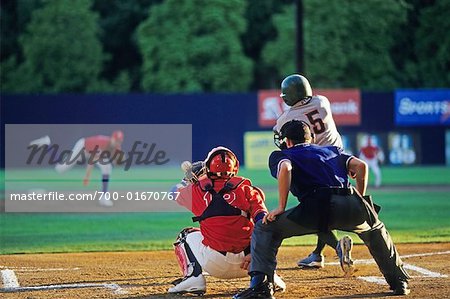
[{"left": 234, "top": 120, "right": 410, "bottom": 299}]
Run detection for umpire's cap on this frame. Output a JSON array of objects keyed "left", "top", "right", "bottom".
[{"left": 280, "top": 120, "right": 313, "bottom": 144}]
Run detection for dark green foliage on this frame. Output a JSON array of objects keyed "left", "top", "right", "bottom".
[
  {"left": 91, "top": 0, "right": 159, "bottom": 91},
  {"left": 406, "top": 0, "right": 450, "bottom": 87},
  {"left": 137, "top": 0, "right": 253, "bottom": 92},
  {"left": 0, "top": 0, "right": 43, "bottom": 62},
  {"left": 0, "top": 0, "right": 448, "bottom": 93},
  {"left": 339, "top": 0, "right": 407, "bottom": 90},
  {"left": 241, "top": 0, "right": 291, "bottom": 89},
  {"left": 261, "top": 4, "right": 297, "bottom": 87},
  {"left": 262, "top": 0, "right": 407, "bottom": 90},
  {"left": 2, "top": 0, "right": 108, "bottom": 93}
]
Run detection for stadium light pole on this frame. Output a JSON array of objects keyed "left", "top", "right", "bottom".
[{"left": 295, "top": 0, "right": 305, "bottom": 75}]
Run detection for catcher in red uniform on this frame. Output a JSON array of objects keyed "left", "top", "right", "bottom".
[{"left": 169, "top": 147, "right": 285, "bottom": 295}]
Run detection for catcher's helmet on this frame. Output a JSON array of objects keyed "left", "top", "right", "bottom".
[
  {"left": 204, "top": 146, "right": 239, "bottom": 178},
  {"left": 280, "top": 74, "right": 312, "bottom": 106}
]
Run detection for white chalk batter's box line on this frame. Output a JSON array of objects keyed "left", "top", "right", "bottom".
[
  {"left": 0, "top": 266, "right": 80, "bottom": 272},
  {"left": 1, "top": 250, "right": 449, "bottom": 294},
  {"left": 326, "top": 250, "right": 450, "bottom": 285},
  {"left": 0, "top": 269, "right": 128, "bottom": 295}
]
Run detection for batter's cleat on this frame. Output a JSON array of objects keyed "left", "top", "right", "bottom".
[
  {"left": 391, "top": 280, "right": 410, "bottom": 296},
  {"left": 336, "top": 235, "right": 354, "bottom": 276},
  {"left": 29, "top": 135, "right": 51, "bottom": 147},
  {"left": 233, "top": 281, "right": 274, "bottom": 299},
  {"left": 297, "top": 252, "right": 324, "bottom": 268},
  {"left": 168, "top": 274, "right": 206, "bottom": 295},
  {"left": 273, "top": 272, "right": 286, "bottom": 292}
]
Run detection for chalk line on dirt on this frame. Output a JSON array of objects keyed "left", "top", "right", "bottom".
[
  {"left": 2, "top": 249, "right": 449, "bottom": 293},
  {"left": 1, "top": 282, "right": 128, "bottom": 295},
  {"left": 1, "top": 269, "right": 20, "bottom": 289},
  {"left": 0, "top": 268, "right": 127, "bottom": 295},
  {"left": 14, "top": 268, "right": 80, "bottom": 272},
  {"left": 403, "top": 263, "right": 448, "bottom": 278},
  {"left": 349, "top": 251, "right": 449, "bottom": 285},
  {"left": 325, "top": 250, "right": 450, "bottom": 266}
]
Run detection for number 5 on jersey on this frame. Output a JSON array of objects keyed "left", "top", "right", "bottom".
[{"left": 305, "top": 110, "right": 325, "bottom": 134}]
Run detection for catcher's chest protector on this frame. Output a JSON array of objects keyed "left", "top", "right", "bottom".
[{"left": 192, "top": 177, "right": 248, "bottom": 222}]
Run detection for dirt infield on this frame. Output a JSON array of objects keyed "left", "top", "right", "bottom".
[{"left": 1, "top": 243, "right": 449, "bottom": 298}]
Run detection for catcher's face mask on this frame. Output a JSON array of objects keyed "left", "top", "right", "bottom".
[{"left": 274, "top": 120, "right": 315, "bottom": 149}]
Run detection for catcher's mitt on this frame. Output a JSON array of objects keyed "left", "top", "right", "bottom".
[{"left": 181, "top": 161, "right": 206, "bottom": 183}]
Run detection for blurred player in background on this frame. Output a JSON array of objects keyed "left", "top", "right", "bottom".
[
  {"left": 169, "top": 146, "right": 285, "bottom": 295},
  {"left": 54, "top": 130, "right": 124, "bottom": 207},
  {"left": 273, "top": 74, "right": 342, "bottom": 269},
  {"left": 359, "top": 135, "right": 384, "bottom": 188}
]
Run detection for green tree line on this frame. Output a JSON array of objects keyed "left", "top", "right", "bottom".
[{"left": 1, "top": 0, "right": 448, "bottom": 93}]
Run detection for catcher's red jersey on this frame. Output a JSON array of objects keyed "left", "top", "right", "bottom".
[{"left": 177, "top": 177, "right": 267, "bottom": 253}]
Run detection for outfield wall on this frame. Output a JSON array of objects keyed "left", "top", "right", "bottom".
[{"left": 1, "top": 92, "right": 447, "bottom": 167}]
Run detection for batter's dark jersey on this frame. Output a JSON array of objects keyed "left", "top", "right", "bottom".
[{"left": 269, "top": 144, "right": 353, "bottom": 200}]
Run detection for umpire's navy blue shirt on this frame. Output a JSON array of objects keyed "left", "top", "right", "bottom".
[{"left": 269, "top": 143, "right": 353, "bottom": 200}]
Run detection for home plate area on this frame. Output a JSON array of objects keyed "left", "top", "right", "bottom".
[{"left": 1, "top": 243, "right": 449, "bottom": 299}]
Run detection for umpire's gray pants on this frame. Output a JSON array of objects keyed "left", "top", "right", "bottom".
[{"left": 250, "top": 193, "right": 409, "bottom": 288}]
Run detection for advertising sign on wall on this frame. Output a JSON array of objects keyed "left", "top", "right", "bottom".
[
  {"left": 387, "top": 132, "right": 420, "bottom": 165},
  {"left": 257, "top": 90, "right": 288, "bottom": 127},
  {"left": 344, "top": 132, "right": 420, "bottom": 165},
  {"left": 316, "top": 89, "right": 361, "bottom": 126},
  {"left": 258, "top": 89, "right": 361, "bottom": 128},
  {"left": 395, "top": 89, "right": 450, "bottom": 126},
  {"left": 244, "top": 131, "right": 277, "bottom": 169}
]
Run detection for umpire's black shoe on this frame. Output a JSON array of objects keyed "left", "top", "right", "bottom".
[
  {"left": 233, "top": 281, "right": 275, "bottom": 299},
  {"left": 392, "top": 280, "right": 410, "bottom": 296}
]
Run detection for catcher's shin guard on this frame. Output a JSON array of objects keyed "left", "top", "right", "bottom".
[{"left": 173, "top": 227, "right": 202, "bottom": 278}]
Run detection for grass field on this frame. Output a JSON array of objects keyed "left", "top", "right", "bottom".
[{"left": 1, "top": 166, "right": 449, "bottom": 254}]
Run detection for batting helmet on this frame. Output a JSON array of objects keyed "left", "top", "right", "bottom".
[
  {"left": 204, "top": 146, "right": 239, "bottom": 178},
  {"left": 280, "top": 74, "right": 312, "bottom": 106}
]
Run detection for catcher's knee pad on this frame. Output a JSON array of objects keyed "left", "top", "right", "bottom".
[{"left": 174, "top": 227, "right": 202, "bottom": 278}]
